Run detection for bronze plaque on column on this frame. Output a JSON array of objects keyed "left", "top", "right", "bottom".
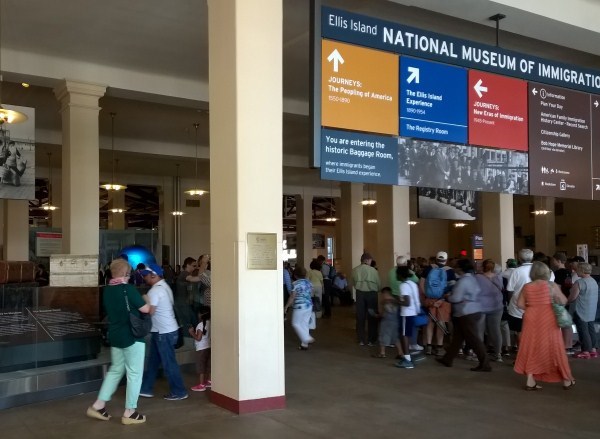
[{"left": 247, "top": 233, "right": 277, "bottom": 270}]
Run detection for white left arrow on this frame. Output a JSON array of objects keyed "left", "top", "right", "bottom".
[
  {"left": 473, "top": 79, "right": 488, "bottom": 98},
  {"left": 327, "top": 49, "right": 344, "bottom": 73},
  {"left": 407, "top": 66, "right": 420, "bottom": 84}
]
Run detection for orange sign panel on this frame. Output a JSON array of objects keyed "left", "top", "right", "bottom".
[{"left": 321, "top": 39, "right": 398, "bottom": 135}]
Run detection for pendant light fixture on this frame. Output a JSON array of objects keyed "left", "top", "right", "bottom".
[
  {"left": 0, "top": 1, "right": 26, "bottom": 125},
  {"left": 185, "top": 122, "right": 208, "bottom": 196},
  {"left": 325, "top": 181, "right": 338, "bottom": 222},
  {"left": 362, "top": 183, "right": 376, "bottom": 205},
  {"left": 100, "top": 112, "right": 126, "bottom": 191},
  {"left": 108, "top": 163, "right": 127, "bottom": 213},
  {"left": 172, "top": 164, "right": 185, "bottom": 216},
  {"left": 42, "top": 152, "right": 58, "bottom": 211}
]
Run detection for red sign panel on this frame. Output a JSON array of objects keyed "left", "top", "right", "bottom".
[{"left": 468, "top": 70, "right": 528, "bottom": 151}]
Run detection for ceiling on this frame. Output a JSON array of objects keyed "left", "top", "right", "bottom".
[{"left": 2, "top": 0, "right": 600, "bottom": 192}]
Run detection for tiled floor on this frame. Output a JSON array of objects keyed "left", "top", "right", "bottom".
[{"left": 2, "top": 306, "right": 599, "bottom": 438}]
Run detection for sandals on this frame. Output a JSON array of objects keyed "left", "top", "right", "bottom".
[
  {"left": 525, "top": 384, "right": 543, "bottom": 391},
  {"left": 371, "top": 353, "right": 387, "bottom": 358},
  {"left": 87, "top": 406, "right": 111, "bottom": 421},
  {"left": 121, "top": 411, "right": 146, "bottom": 425}
]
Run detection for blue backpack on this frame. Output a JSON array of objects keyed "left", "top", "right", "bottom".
[{"left": 425, "top": 266, "right": 447, "bottom": 299}]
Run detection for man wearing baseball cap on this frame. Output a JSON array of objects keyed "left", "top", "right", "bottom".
[
  {"left": 139, "top": 263, "right": 188, "bottom": 401},
  {"left": 419, "top": 251, "right": 456, "bottom": 356}
]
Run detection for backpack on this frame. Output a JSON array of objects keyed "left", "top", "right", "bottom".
[
  {"left": 328, "top": 263, "right": 337, "bottom": 281},
  {"left": 425, "top": 266, "right": 447, "bottom": 299}
]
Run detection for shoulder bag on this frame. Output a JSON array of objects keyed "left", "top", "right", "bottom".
[
  {"left": 124, "top": 288, "right": 152, "bottom": 338},
  {"left": 548, "top": 281, "right": 572, "bottom": 328}
]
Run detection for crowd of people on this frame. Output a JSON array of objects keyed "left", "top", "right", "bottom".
[
  {"left": 88, "top": 255, "right": 212, "bottom": 425},
  {"left": 284, "top": 248, "right": 599, "bottom": 391}
]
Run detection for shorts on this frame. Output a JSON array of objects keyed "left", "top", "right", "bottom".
[
  {"left": 399, "top": 315, "right": 416, "bottom": 338},
  {"left": 507, "top": 315, "right": 523, "bottom": 333},
  {"left": 379, "top": 313, "right": 399, "bottom": 346},
  {"left": 195, "top": 348, "right": 211, "bottom": 374}
]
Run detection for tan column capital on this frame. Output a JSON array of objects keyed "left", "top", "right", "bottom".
[{"left": 53, "top": 80, "right": 106, "bottom": 112}]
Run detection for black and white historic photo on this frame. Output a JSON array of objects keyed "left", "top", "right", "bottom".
[
  {"left": 398, "top": 138, "right": 528, "bottom": 195},
  {"left": 417, "top": 187, "right": 478, "bottom": 221},
  {"left": 0, "top": 105, "right": 35, "bottom": 201}
]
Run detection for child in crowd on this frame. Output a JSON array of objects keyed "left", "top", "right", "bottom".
[
  {"left": 374, "top": 287, "right": 401, "bottom": 358},
  {"left": 189, "top": 306, "right": 211, "bottom": 392}
]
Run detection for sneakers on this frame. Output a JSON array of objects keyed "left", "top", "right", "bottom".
[
  {"left": 163, "top": 393, "right": 189, "bottom": 401},
  {"left": 492, "top": 354, "right": 503, "bottom": 363},
  {"left": 204, "top": 380, "right": 212, "bottom": 388},
  {"left": 433, "top": 346, "right": 445, "bottom": 357},
  {"left": 575, "top": 351, "right": 591, "bottom": 359},
  {"left": 395, "top": 359, "right": 415, "bottom": 369},
  {"left": 425, "top": 345, "right": 433, "bottom": 355},
  {"left": 409, "top": 344, "right": 424, "bottom": 351},
  {"left": 590, "top": 351, "right": 598, "bottom": 358},
  {"left": 367, "top": 342, "right": 376, "bottom": 347},
  {"left": 139, "top": 392, "right": 154, "bottom": 398},
  {"left": 191, "top": 384, "right": 207, "bottom": 392}
]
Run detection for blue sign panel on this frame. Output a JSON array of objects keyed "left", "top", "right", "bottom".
[
  {"left": 322, "top": 6, "right": 600, "bottom": 95},
  {"left": 400, "top": 57, "right": 467, "bottom": 143},
  {"left": 320, "top": 128, "right": 398, "bottom": 185}
]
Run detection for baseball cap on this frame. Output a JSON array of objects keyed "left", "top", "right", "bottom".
[
  {"left": 140, "top": 263, "right": 164, "bottom": 277},
  {"left": 436, "top": 251, "right": 448, "bottom": 262}
]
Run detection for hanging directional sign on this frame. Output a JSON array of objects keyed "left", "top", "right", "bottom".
[
  {"left": 528, "top": 83, "right": 592, "bottom": 200},
  {"left": 468, "top": 70, "right": 528, "bottom": 151},
  {"left": 320, "top": 128, "right": 398, "bottom": 185},
  {"left": 321, "top": 39, "right": 398, "bottom": 135},
  {"left": 399, "top": 57, "right": 467, "bottom": 143},
  {"left": 592, "top": 95, "right": 600, "bottom": 200}
]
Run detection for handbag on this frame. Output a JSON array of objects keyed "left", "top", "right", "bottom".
[
  {"left": 174, "top": 326, "right": 185, "bottom": 349},
  {"left": 414, "top": 308, "right": 429, "bottom": 327},
  {"left": 124, "top": 289, "right": 152, "bottom": 338},
  {"left": 548, "top": 282, "right": 572, "bottom": 328},
  {"left": 312, "top": 296, "right": 322, "bottom": 312},
  {"left": 172, "top": 305, "right": 185, "bottom": 349},
  {"left": 308, "top": 311, "right": 317, "bottom": 330}
]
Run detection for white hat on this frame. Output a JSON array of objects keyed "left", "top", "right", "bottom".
[{"left": 436, "top": 251, "right": 448, "bottom": 262}]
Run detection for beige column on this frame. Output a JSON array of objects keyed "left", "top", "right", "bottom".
[
  {"left": 375, "top": 185, "right": 410, "bottom": 283},
  {"left": 107, "top": 190, "right": 126, "bottom": 230},
  {"left": 334, "top": 196, "right": 342, "bottom": 268},
  {"left": 159, "top": 178, "right": 174, "bottom": 265},
  {"left": 340, "top": 182, "right": 364, "bottom": 281},
  {"left": 2, "top": 200, "right": 29, "bottom": 260},
  {"left": 534, "top": 196, "right": 555, "bottom": 255},
  {"left": 208, "top": 0, "right": 284, "bottom": 413},
  {"left": 54, "top": 80, "right": 106, "bottom": 255},
  {"left": 482, "top": 192, "right": 515, "bottom": 263},
  {"left": 295, "top": 194, "right": 313, "bottom": 268}
]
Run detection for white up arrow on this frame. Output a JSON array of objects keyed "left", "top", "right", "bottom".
[
  {"left": 473, "top": 79, "right": 488, "bottom": 98},
  {"left": 532, "top": 88, "right": 538, "bottom": 96},
  {"left": 327, "top": 49, "right": 344, "bottom": 73},
  {"left": 407, "top": 66, "right": 420, "bottom": 84}
]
